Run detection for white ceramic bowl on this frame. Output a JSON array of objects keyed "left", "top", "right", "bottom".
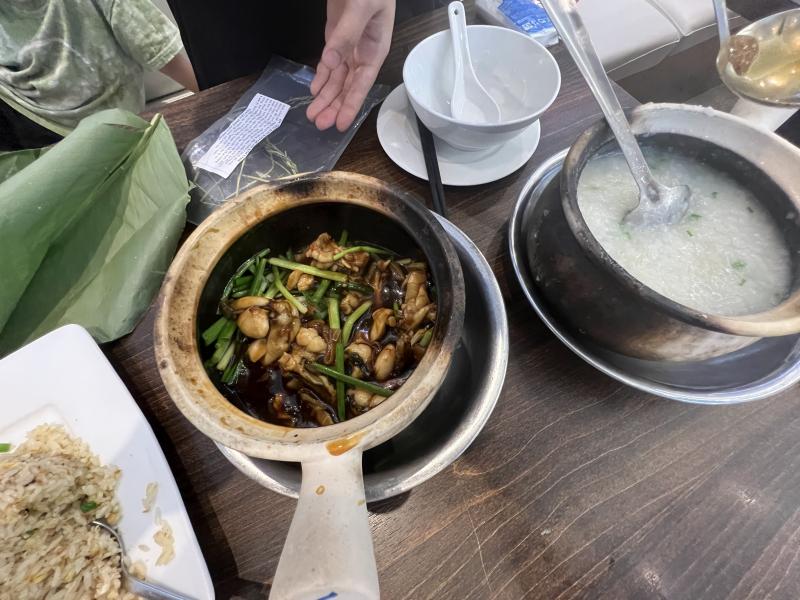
[{"left": 403, "top": 24, "right": 561, "bottom": 151}]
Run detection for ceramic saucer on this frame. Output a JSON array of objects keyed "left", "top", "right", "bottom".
[{"left": 377, "top": 84, "right": 541, "bottom": 186}]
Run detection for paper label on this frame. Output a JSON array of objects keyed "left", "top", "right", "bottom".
[{"left": 196, "top": 93, "right": 291, "bottom": 178}]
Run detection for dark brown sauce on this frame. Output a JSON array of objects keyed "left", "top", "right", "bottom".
[{"left": 224, "top": 360, "right": 366, "bottom": 427}]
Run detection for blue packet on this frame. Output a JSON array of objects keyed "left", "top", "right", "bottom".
[{"left": 497, "top": 0, "right": 557, "bottom": 44}]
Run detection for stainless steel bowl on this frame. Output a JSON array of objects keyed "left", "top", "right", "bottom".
[{"left": 217, "top": 216, "right": 508, "bottom": 501}]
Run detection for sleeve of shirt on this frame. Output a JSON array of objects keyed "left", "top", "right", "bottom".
[{"left": 102, "top": 0, "right": 184, "bottom": 71}]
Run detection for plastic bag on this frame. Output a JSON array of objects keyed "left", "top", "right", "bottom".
[
  {"left": 476, "top": 0, "right": 558, "bottom": 47},
  {"left": 183, "top": 56, "right": 389, "bottom": 224}
]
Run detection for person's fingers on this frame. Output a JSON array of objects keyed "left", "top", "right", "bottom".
[
  {"left": 335, "top": 64, "right": 379, "bottom": 131},
  {"left": 309, "top": 61, "right": 331, "bottom": 97},
  {"left": 315, "top": 90, "right": 346, "bottom": 131},
  {"left": 320, "top": 0, "right": 374, "bottom": 72},
  {"left": 306, "top": 63, "right": 348, "bottom": 121}
]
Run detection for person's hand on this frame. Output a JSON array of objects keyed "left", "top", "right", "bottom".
[{"left": 307, "top": 0, "right": 395, "bottom": 132}]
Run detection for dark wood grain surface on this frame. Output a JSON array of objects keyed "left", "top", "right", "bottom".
[{"left": 120, "top": 5, "right": 800, "bottom": 600}]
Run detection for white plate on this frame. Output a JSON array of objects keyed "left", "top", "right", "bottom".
[
  {"left": 0, "top": 324, "right": 214, "bottom": 600},
  {"left": 377, "top": 84, "right": 541, "bottom": 186}
]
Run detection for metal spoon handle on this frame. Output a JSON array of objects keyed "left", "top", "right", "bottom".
[
  {"left": 539, "top": 0, "right": 659, "bottom": 198},
  {"left": 711, "top": 0, "right": 731, "bottom": 45},
  {"left": 126, "top": 576, "right": 197, "bottom": 600}
]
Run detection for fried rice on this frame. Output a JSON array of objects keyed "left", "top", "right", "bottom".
[{"left": 0, "top": 424, "right": 137, "bottom": 599}]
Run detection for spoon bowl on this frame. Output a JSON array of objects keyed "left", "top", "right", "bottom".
[
  {"left": 623, "top": 182, "right": 692, "bottom": 227},
  {"left": 540, "top": 0, "right": 690, "bottom": 226}
]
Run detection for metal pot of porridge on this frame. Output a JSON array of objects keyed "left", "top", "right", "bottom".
[{"left": 528, "top": 103, "right": 800, "bottom": 361}]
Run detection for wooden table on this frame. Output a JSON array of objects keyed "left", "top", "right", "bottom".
[{"left": 119, "top": 7, "right": 800, "bottom": 600}]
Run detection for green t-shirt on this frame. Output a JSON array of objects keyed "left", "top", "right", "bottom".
[{"left": 0, "top": 0, "right": 182, "bottom": 134}]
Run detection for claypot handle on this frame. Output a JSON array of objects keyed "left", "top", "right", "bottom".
[{"left": 269, "top": 450, "right": 379, "bottom": 600}]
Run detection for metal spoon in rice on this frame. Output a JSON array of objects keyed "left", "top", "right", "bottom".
[
  {"left": 540, "top": 0, "right": 691, "bottom": 227},
  {"left": 90, "top": 519, "right": 195, "bottom": 600}
]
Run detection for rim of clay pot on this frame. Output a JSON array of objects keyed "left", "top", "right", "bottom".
[
  {"left": 154, "top": 172, "right": 465, "bottom": 461},
  {"left": 562, "top": 103, "right": 800, "bottom": 339}
]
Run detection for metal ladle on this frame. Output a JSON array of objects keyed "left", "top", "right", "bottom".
[
  {"left": 91, "top": 518, "right": 195, "bottom": 600},
  {"left": 539, "top": 0, "right": 690, "bottom": 226},
  {"left": 712, "top": 1, "right": 800, "bottom": 107}
]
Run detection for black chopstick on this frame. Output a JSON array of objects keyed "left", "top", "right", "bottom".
[{"left": 415, "top": 115, "right": 448, "bottom": 218}]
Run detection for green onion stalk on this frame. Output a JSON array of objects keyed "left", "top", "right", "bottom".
[
  {"left": 312, "top": 279, "right": 332, "bottom": 303},
  {"left": 311, "top": 363, "right": 393, "bottom": 397},
  {"left": 272, "top": 266, "right": 308, "bottom": 314},
  {"left": 207, "top": 319, "right": 237, "bottom": 366},
  {"left": 268, "top": 258, "right": 347, "bottom": 282},
  {"left": 222, "top": 248, "right": 269, "bottom": 299},
  {"left": 420, "top": 328, "right": 433, "bottom": 348},
  {"left": 249, "top": 258, "right": 267, "bottom": 295},
  {"left": 328, "top": 297, "right": 346, "bottom": 421},
  {"left": 201, "top": 316, "right": 228, "bottom": 346},
  {"left": 332, "top": 245, "right": 392, "bottom": 261},
  {"left": 342, "top": 301, "right": 372, "bottom": 345}
]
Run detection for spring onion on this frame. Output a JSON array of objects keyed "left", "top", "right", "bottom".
[
  {"left": 207, "top": 341, "right": 230, "bottom": 367},
  {"left": 310, "top": 363, "right": 394, "bottom": 397},
  {"left": 338, "top": 230, "right": 349, "bottom": 245},
  {"left": 312, "top": 279, "right": 332, "bottom": 302},
  {"left": 264, "top": 275, "right": 282, "bottom": 299},
  {"left": 80, "top": 501, "right": 97, "bottom": 512},
  {"left": 332, "top": 245, "right": 392, "bottom": 261},
  {"left": 249, "top": 258, "right": 267, "bottom": 295},
  {"left": 337, "top": 281, "right": 374, "bottom": 295},
  {"left": 342, "top": 301, "right": 372, "bottom": 345},
  {"left": 420, "top": 329, "right": 433, "bottom": 348},
  {"left": 221, "top": 357, "right": 244, "bottom": 384},
  {"left": 207, "top": 319, "right": 237, "bottom": 365},
  {"left": 216, "top": 339, "right": 237, "bottom": 371},
  {"left": 0, "top": 443, "right": 11, "bottom": 453},
  {"left": 217, "top": 319, "right": 237, "bottom": 346},
  {"left": 201, "top": 316, "right": 228, "bottom": 346},
  {"left": 268, "top": 258, "right": 347, "bottom": 282},
  {"left": 273, "top": 266, "right": 307, "bottom": 314},
  {"left": 328, "top": 297, "right": 346, "bottom": 420},
  {"left": 222, "top": 248, "right": 269, "bottom": 299}
]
